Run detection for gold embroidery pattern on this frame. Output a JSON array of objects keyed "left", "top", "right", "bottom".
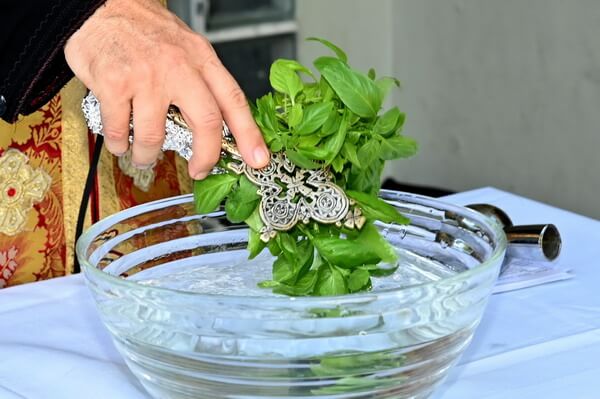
[
  {"left": 0, "top": 149, "right": 51, "bottom": 236},
  {"left": 60, "top": 79, "right": 92, "bottom": 273},
  {"left": 0, "top": 245, "right": 18, "bottom": 288}
]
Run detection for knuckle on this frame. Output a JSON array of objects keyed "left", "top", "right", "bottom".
[
  {"left": 134, "top": 61, "right": 154, "bottom": 81},
  {"left": 228, "top": 87, "right": 248, "bottom": 109},
  {"left": 201, "top": 55, "right": 222, "bottom": 71},
  {"left": 136, "top": 131, "right": 164, "bottom": 147},
  {"left": 103, "top": 129, "right": 129, "bottom": 142},
  {"left": 194, "top": 35, "right": 214, "bottom": 54},
  {"left": 103, "top": 70, "right": 131, "bottom": 94},
  {"left": 198, "top": 111, "right": 223, "bottom": 131},
  {"left": 103, "top": 71, "right": 122, "bottom": 86},
  {"left": 166, "top": 47, "right": 189, "bottom": 68}
]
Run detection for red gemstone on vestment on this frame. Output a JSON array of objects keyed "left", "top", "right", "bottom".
[{"left": 7, "top": 187, "right": 16, "bottom": 197}]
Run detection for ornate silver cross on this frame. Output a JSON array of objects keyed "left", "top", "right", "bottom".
[{"left": 81, "top": 92, "right": 365, "bottom": 241}]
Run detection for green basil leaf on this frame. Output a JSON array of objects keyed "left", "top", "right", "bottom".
[
  {"left": 380, "top": 135, "right": 418, "bottom": 160},
  {"left": 267, "top": 239, "right": 282, "bottom": 256},
  {"left": 270, "top": 59, "right": 304, "bottom": 100},
  {"left": 258, "top": 280, "right": 279, "bottom": 288},
  {"left": 247, "top": 228, "right": 266, "bottom": 259},
  {"left": 273, "top": 270, "right": 319, "bottom": 296},
  {"left": 255, "top": 93, "right": 278, "bottom": 131},
  {"left": 314, "top": 57, "right": 382, "bottom": 118},
  {"left": 261, "top": 128, "right": 278, "bottom": 145},
  {"left": 307, "top": 37, "right": 348, "bottom": 62},
  {"left": 315, "top": 265, "right": 347, "bottom": 296},
  {"left": 295, "top": 102, "right": 333, "bottom": 135},
  {"left": 288, "top": 103, "right": 303, "bottom": 128},
  {"left": 368, "top": 68, "right": 376, "bottom": 80},
  {"left": 347, "top": 130, "right": 361, "bottom": 144},
  {"left": 348, "top": 268, "right": 371, "bottom": 292},
  {"left": 361, "top": 263, "right": 399, "bottom": 277},
  {"left": 287, "top": 149, "right": 322, "bottom": 169},
  {"left": 294, "top": 239, "right": 315, "bottom": 280},
  {"left": 297, "top": 134, "right": 322, "bottom": 149},
  {"left": 273, "top": 256, "right": 295, "bottom": 282},
  {"left": 357, "top": 223, "right": 398, "bottom": 264},
  {"left": 319, "top": 76, "right": 335, "bottom": 102},
  {"left": 269, "top": 137, "right": 284, "bottom": 152},
  {"left": 313, "top": 236, "right": 381, "bottom": 268},
  {"left": 374, "top": 107, "right": 401, "bottom": 136},
  {"left": 376, "top": 76, "right": 401, "bottom": 101},
  {"left": 294, "top": 269, "right": 319, "bottom": 293},
  {"left": 347, "top": 112, "right": 361, "bottom": 126},
  {"left": 347, "top": 161, "right": 384, "bottom": 195},
  {"left": 322, "top": 112, "right": 348, "bottom": 164},
  {"left": 277, "top": 232, "right": 297, "bottom": 260},
  {"left": 331, "top": 154, "right": 345, "bottom": 173},
  {"left": 319, "top": 109, "right": 342, "bottom": 137},
  {"left": 395, "top": 112, "right": 406, "bottom": 130},
  {"left": 303, "top": 82, "right": 320, "bottom": 99},
  {"left": 244, "top": 207, "right": 263, "bottom": 231},
  {"left": 312, "top": 352, "right": 406, "bottom": 385},
  {"left": 194, "top": 174, "right": 238, "bottom": 214},
  {"left": 357, "top": 140, "right": 380, "bottom": 167},
  {"left": 225, "top": 175, "right": 260, "bottom": 223},
  {"left": 347, "top": 190, "right": 410, "bottom": 225},
  {"left": 341, "top": 141, "right": 361, "bottom": 168},
  {"left": 298, "top": 147, "right": 328, "bottom": 161},
  {"left": 273, "top": 59, "right": 316, "bottom": 79}
]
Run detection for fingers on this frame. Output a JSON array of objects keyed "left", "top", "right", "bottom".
[
  {"left": 171, "top": 72, "right": 223, "bottom": 180},
  {"left": 99, "top": 97, "right": 131, "bottom": 156},
  {"left": 131, "top": 94, "right": 169, "bottom": 168},
  {"left": 197, "top": 51, "right": 270, "bottom": 169},
  {"left": 94, "top": 35, "right": 268, "bottom": 178}
]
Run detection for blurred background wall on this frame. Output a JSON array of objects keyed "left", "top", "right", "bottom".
[
  {"left": 298, "top": 0, "right": 600, "bottom": 218},
  {"left": 168, "top": 0, "right": 600, "bottom": 218}
]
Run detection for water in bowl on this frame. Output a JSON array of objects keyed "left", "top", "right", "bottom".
[
  {"left": 130, "top": 248, "right": 464, "bottom": 295},
  {"left": 97, "top": 246, "right": 485, "bottom": 399}
]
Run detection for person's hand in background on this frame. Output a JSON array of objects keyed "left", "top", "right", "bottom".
[{"left": 64, "top": 0, "right": 270, "bottom": 179}]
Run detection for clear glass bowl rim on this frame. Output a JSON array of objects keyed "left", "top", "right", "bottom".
[{"left": 76, "top": 189, "right": 507, "bottom": 305}]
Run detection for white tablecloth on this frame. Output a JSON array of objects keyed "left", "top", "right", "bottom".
[{"left": 1, "top": 187, "right": 599, "bottom": 399}]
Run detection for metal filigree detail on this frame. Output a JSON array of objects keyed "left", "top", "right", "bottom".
[
  {"left": 82, "top": 91, "right": 364, "bottom": 241},
  {"left": 229, "top": 152, "right": 357, "bottom": 241}
]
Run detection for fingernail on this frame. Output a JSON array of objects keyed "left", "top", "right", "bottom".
[
  {"left": 194, "top": 171, "right": 208, "bottom": 180},
  {"left": 253, "top": 146, "right": 270, "bottom": 166}
]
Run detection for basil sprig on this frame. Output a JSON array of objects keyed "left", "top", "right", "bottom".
[{"left": 194, "top": 38, "right": 417, "bottom": 296}]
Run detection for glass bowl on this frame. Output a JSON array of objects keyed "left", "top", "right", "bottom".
[{"left": 76, "top": 190, "right": 506, "bottom": 399}]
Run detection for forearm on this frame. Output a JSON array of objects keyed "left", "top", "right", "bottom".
[{"left": 0, "top": 0, "right": 107, "bottom": 122}]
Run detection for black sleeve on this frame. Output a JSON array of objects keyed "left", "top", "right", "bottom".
[{"left": 0, "top": 0, "right": 107, "bottom": 123}]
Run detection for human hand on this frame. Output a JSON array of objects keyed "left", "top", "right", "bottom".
[{"left": 64, "top": 0, "right": 269, "bottom": 179}]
